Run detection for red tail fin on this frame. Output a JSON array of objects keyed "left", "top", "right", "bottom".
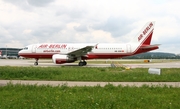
[
  {"left": 130, "top": 21, "right": 155, "bottom": 46},
  {"left": 142, "top": 29, "right": 153, "bottom": 45}
]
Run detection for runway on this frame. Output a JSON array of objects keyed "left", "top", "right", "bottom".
[
  {"left": 1, "top": 80, "right": 180, "bottom": 87},
  {"left": 0, "top": 59, "right": 180, "bottom": 68}
]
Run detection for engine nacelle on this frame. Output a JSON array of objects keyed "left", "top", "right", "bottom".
[{"left": 52, "top": 54, "right": 75, "bottom": 64}]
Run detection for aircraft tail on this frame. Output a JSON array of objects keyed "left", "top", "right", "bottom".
[{"left": 130, "top": 21, "right": 155, "bottom": 45}]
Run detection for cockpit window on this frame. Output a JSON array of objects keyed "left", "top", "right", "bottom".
[{"left": 23, "top": 47, "right": 28, "bottom": 50}]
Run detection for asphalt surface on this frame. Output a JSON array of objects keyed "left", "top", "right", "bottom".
[
  {"left": 0, "top": 59, "right": 180, "bottom": 68},
  {"left": 0, "top": 80, "right": 180, "bottom": 87},
  {"left": 0, "top": 59, "right": 108, "bottom": 67}
]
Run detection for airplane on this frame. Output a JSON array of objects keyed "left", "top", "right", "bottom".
[{"left": 18, "top": 21, "right": 160, "bottom": 66}]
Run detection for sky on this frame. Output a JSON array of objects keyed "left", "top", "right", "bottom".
[{"left": 0, "top": 0, "right": 180, "bottom": 54}]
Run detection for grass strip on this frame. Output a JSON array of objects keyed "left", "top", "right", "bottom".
[
  {"left": 0, "top": 66, "right": 180, "bottom": 81},
  {"left": 0, "top": 83, "right": 180, "bottom": 109}
]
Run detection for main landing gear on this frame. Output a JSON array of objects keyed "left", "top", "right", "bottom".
[
  {"left": 78, "top": 60, "right": 87, "bottom": 66},
  {"left": 34, "top": 58, "right": 39, "bottom": 66}
]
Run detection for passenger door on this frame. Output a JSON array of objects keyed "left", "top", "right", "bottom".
[{"left": 32, "top": 44, "right": 37, "bottom": 53}]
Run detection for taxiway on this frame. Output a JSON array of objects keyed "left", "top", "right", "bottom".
[
  {"left": 0, "top": 80, "right": 180, "bottom": 87},
  {"left": 0, "top": 59, "right": 180, "bottom": 68}
]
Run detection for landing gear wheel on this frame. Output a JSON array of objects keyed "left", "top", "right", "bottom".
[
  {"left": 78, "top": 61, "right": 87, "bottom": 66},
  {"left": 34, "top": 62, "right": 38, "bottom": 66},
  {"left": 34, "top": 58, "right": 39, "bottom": 66},
  {"left": 83, "top": 61, "right": 87, "bottom": 65},
  {"left": 78, "top": 62, "right": 84, "bottom": 66}
]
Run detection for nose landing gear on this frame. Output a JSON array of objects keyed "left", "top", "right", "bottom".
[{"left": 34, "top": 58, "right": 39, "bottom": 66}]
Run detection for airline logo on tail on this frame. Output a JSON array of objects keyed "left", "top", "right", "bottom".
[{"left": 138, "top": 22, "right": 153, "bottom": 42}]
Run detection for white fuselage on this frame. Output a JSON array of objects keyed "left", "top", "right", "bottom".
[{"left": 18, "top": 42, "right": 141, "bottom": 59}]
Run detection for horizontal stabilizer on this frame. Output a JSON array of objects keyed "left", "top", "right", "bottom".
[{"left": 140, "top": 44, "right": 160, "bottom": 49}]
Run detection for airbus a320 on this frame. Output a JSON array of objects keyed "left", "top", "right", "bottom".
[{"left": 18, "top": 21, "right": 160, "bottom": 66}]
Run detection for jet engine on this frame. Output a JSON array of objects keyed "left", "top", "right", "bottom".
[{"left": 52, "top": 54, "right": 75, "bottom": 64}]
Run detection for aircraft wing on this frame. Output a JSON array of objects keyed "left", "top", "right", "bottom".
[
  {"left": 67, "top": 45, "right": 94, "bottom": 57},
  {"left": 140, "top": 44, "right": 160, "bottom": 49}
]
